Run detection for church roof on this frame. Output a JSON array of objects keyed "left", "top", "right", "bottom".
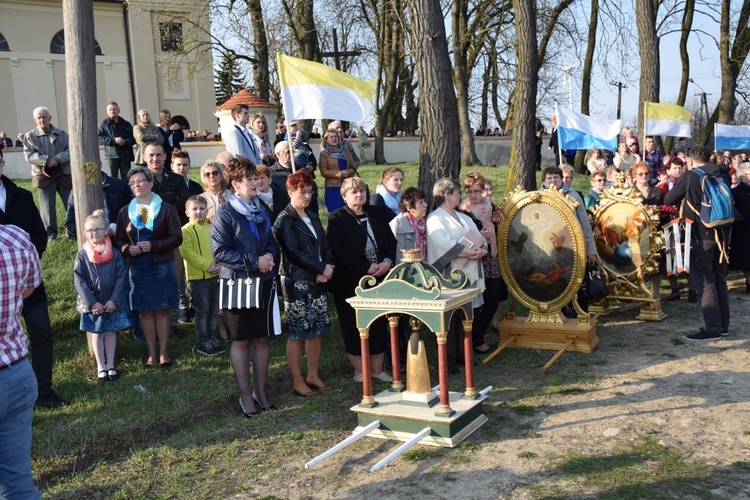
[{"left": 215, "top": 89, "right": 276, "bottom": 111}]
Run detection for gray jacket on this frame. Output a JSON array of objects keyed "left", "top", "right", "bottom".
[
  {"left": 23, "top": 125, "right": 70, "bottom": 177},
  {"left": 389, "top": 212, "right": 417, "bottom": 263}
]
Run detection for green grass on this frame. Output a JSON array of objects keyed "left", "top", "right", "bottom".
[
  {"left": 551, "top": 435, "right": 711, "bottom": 498},
  {"left": 13, "top": 164, "right": 717, "bottom": 497}
]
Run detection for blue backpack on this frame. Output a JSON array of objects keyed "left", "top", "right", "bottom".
[{"left": 691, "top": 168, "right": 735, "bottom": 228}]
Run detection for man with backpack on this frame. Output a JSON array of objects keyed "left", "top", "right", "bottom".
[{"left": 665, "top": 146, "right": 734, "bottom": 341}]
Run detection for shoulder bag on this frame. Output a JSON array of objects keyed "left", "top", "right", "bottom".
[{"left": 219, "top": 255, "right": 265, "bottom": 310}]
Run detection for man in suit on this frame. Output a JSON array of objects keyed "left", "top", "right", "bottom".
[
  {"left": 0, "top": 131, "right": 12, "bottom": 147},
  {"left": 223, "top": 104, "right": 262, "bottom": 165}
]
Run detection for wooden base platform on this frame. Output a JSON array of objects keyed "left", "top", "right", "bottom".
[
  {"left": 498, "top": 316, "right": 599, "bottom": 353},
  {"left": 351, "top": 389, "right": 488, "bottom": 448}
]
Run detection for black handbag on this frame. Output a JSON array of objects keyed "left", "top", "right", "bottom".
[
  {"left": 219, "top": 256, "right": 265, "bottom": 310},
  {"left": 580, "top": 262, "right": 609, "bottom": 302}
]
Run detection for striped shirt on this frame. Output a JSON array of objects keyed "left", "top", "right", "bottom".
[{"left": 0, "top": 225, "right": 42, "bottom": 367}]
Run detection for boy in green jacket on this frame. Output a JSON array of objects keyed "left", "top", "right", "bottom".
[{"left": 181, "top": 195, "right": 225, "bottom": 356}]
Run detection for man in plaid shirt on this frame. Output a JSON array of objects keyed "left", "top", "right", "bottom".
[
  {"left": 0, "top": 224, "right": 42, "bottom": 499},
  {"left": 643, "top": 136, "right": 663, "bottom": 185}
]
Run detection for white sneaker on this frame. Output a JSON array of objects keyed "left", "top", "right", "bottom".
[
  {"left": 353, "top": 373, "right": 363, "bottom": 383},
  {"left": 371, "top": 371, "right": 393, "bottom": 382}
]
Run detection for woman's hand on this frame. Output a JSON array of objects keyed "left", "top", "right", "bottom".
[
  {"left": 322, "top": 264, "right": 335, "bottom": 280},
  {"left": 258, "top": 253, "right": 275, "bottom": 273},
  {"left": 208, "top": 263, "right": 220, "bottom": 274},
  {"left": 128, "top": 245, "right": 142, "bottom": 256},
  {"left": 471, "top": 248, "right": 487, "bottom": 260},
  {"left": 137, "top": 241, "right": 151, "bottom": 253},
  {"left": 372, "top": 261, "right": 392, "bottom": 277},
  {"left": 91, "top": 302, "right": 104, "bottom": 315},
  {"left": 316, "top": 274, "right": 329, "bottom": 283},
  {"left": 103, "top": 300, "right": 117, "bottom": 313},
  {"left": 367, "top": 263, "right": 379, "bottom": 275}
]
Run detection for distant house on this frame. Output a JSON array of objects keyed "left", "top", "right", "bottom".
[
  {"left": 0, "top": 0, "right": 216, "bottom": 136},
  {"left": 213, "top": 89, "right": 278, "bottom": 143}
]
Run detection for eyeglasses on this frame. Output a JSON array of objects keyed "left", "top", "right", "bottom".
[
  {"left": 466, "top": 189, "right": 482, "bottom": 195},
  {"left": 85, "top": 227, "right": 107, "bottom": 234},
  {"left": 203, "top": 170, "right": 220, "bottom": 177},
  {"left": 129, "top": 179, "right": 148, "bottom": 186},
  {"left": 594, "top": 178, "right": 606, "bottom": 182},
  {"left": 635, "top": 172, "right": 649, "bottom": 177},
  {"left": 0, "top": 159, "right": 5, "bottom": 166}
]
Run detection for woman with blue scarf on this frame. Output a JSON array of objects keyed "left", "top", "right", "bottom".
[
  {"left": 319, "top": 129, "right": 355, "bottom": 213},
  {"left": 370, "top": 167, "right": 404, "bottom": 222},
  {"left": 212, "top": 156, "right": 281, "bottom": 418},
  {"left": 114, "top": 167, "right": 182, "bottom": 367}
]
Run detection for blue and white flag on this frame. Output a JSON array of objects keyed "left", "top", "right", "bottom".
[
  {"left": 556, "top": 104, "right": 621, "bottom": 152},
  {"left": 715, "top": 123, "right": 750, "bottom": 150}
]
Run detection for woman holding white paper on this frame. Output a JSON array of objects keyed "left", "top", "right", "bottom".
[{"left": 426, "top": 179, "right": 486, "bottom": 373}]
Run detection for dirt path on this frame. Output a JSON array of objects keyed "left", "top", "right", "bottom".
[{"left": 247, "top": 274, "right": 750, "bottom": 499}]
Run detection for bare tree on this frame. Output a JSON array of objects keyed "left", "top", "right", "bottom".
[
  {"left": 406, "top": 0, "right": 461, "bottom": 205},
  {"left": 695, "top": 0, "right": 750, "bottom": 146}
]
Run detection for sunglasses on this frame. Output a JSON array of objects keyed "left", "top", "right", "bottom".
[{"left": 203, "top": 170, "right": 220, "bottom": 177}]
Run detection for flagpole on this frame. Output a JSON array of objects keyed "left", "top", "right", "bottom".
[
  {"left": 278, "top": 53, "right": 298, "bottom": 173},
  {"left": 713, "top": 123, "right": 717, "bottom": 153}
]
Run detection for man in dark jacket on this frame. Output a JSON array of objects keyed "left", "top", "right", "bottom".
[
  {"left": 664, "top": 145, "right": 731, "bottom": 341},
  {"left": 65, "top": 170, "right": 132, "bottom": 238},
  {"left": 98, "top": 102, "right": 135, "bottom": 179},
  {"left": 0, "top": 149, "right": 68, "bottom": 408},
  {"left": 270, "top": 141, "right": 318, "bottom": 221}
]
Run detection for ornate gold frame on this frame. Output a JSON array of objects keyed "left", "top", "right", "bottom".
[
  {"left": 588, "top": 177, "right": 667, "bottom": 321},
  {"left": 497, "top": 186, "right": 587, "bottom": 323}
]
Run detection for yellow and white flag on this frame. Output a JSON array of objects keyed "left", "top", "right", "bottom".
[
  {"left": 643, "top": 102, "right": 691, "bottom": 137},
  {"left": 277, "top": 54, "right": 376, "bottom": 123}
]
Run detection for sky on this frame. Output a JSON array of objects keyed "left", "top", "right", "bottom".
[{"left": 585, "top": 4, "right": 723, "bottom": 127}]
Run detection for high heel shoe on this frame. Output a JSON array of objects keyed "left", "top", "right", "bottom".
[
  {"left": 252, "top": 391, "right": 277, "bottom": 412},
  {"left": 238, "top": 397, "right": 259, "bottom": 418}
]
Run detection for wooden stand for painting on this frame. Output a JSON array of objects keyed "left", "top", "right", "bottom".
[{"left": 496, "top": 316, "right": 599, "bottom": 354}]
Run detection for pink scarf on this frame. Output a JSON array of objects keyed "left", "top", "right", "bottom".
[
  {"left": 84, "top": 237, "right": 114, "bottom": 264},
  {"left": 406, "top": 214, "right": 427, "bottom": 260}
]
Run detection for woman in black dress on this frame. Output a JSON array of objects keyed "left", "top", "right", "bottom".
[{"left": 327, "top": 177, "right": 397, "bottom": 383}]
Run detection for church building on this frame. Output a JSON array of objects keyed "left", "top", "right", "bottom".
[{"left": 0, "top": 0, "right": 216, "bottom": 137}]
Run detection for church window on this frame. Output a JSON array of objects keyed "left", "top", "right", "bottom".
[
  {"left": 50, "top": 30, "right": 103, "bottom": 55},
  {"left": 0, "top": 32, "right": 9, "bottom": 51},
  {"left": 159, "top": 23, "right": 183, "bottom": 52}
]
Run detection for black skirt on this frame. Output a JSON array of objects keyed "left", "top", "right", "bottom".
[{"left": 223, "top": 280, "right": 281, "bottom": 340}]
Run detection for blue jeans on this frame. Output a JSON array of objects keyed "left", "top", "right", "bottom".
[
  {"left": 188, "top": 278, "right": 219, "bottom": 345},
  {"left": 0, "top": 358, "right": 40, "bottom": 499}
]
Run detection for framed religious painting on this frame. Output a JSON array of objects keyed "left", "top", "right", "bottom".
[
  {"left": 588, "top": 175, "right": 666, "bottom": 321},
  {"left": 497, "top": 186, "right": 587, "bottom": 323}
]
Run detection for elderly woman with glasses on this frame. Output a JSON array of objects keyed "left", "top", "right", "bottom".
[
  {"left": 114, "top": 166, "right": 182, "bottom": 367},
  {"left": 327, "top": 177, "right": 397, "bottom": 383},
  {"left": 200, "top": 161, "right": 232, "bottom": 222}
]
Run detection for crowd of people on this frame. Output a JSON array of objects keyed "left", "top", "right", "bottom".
[{"left": 1, "top": 104, "right": 748, "bottom": 497}]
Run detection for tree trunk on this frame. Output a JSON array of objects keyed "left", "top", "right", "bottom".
[
  {"left": 696, "top": 0, "right": 750, "bottom": 146},
  {"left": 635, "top": 0, "right": 660, "bottom": 145},
  {"left": 481, "top": 62, "right": 490, "bottom": 129},
  {"left": 452, "top": 0, "right": 481, "bottom": 166},
  {"left": 245, "top": 0, "right": 270, "bottom": 101},
  {"left": 666, "top": 0, "right": 695, "bottom": 154},
  {"left": 507, "top": 0, "right": 539, "bottom": 193},
  {"left": 407, "top": 0, "right": 461, "bottom": 206},
  {"left": 373, "top": 0, "right": 404, "bottom": 164},
  {"left": 62, "top": 0, "right": 103, "bottom": 249},
  {"left": 577, "top": 0, "right": 598, "bottom": 173}
]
